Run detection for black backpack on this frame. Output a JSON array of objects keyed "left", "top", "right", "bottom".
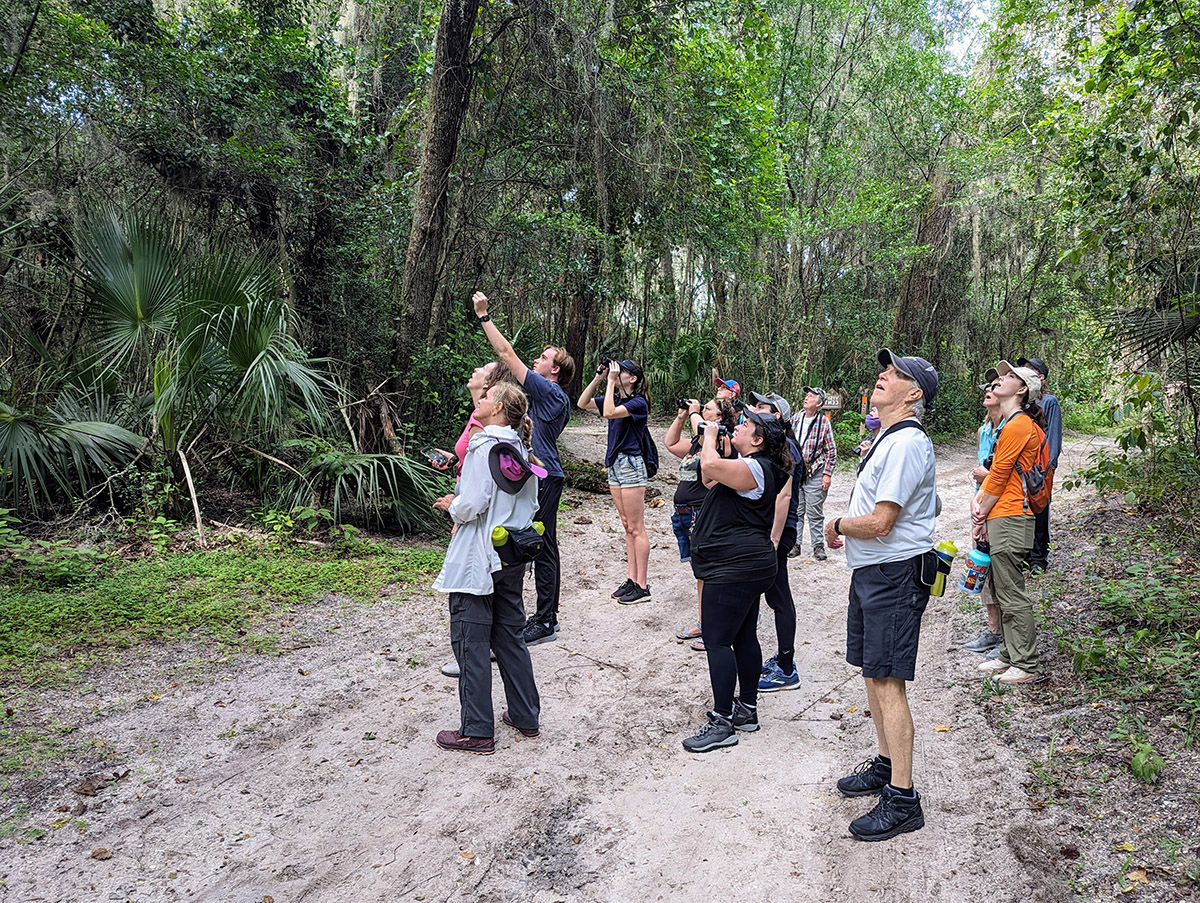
[{"left": 639, "top": 425, "right": 660, "bottom": 480}]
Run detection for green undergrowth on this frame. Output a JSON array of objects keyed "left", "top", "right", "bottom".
[{"left": 0, "top": 536, "right": 443, "bottom": 686}]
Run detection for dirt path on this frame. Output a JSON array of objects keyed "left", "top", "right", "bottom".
[{"left": 1, "top": 427, "right": 1113, "bottom": 903}]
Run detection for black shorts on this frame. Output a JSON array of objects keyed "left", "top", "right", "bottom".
[{"left": 846, "top": 557, "right": 930, "bottom": 681}]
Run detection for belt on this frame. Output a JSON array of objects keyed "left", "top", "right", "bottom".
[{"left": 674, "top": 504, "right": 702, "bottom": 515}]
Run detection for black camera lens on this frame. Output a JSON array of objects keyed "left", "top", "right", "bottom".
[
  {"left": 677, "top": 398, "right": 691, "bottom": 410},
  {"left": 731, "top": 398, "right": 745, "bottom": 412}
]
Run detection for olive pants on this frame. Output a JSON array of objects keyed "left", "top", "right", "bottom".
[{"left": 987, "top": 514, "right": 1039, "bottom": 674}]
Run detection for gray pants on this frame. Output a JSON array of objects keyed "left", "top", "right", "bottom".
[
  {"left": 799, "top": 471, "right": 828, "bottom": 550},
  {"left": 449, "top": 563, "right": 540, "bottom": 738}
]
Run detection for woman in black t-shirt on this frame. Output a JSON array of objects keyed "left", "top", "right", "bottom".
[
  {"left": 665, "top": 396, "right": 737, "bottom": 647},
  {"left": 682, "top": 409, "right": 794, "bottom": 753},
  {"left": 577, "top": 358, "right": 653, "bottom": 604}
]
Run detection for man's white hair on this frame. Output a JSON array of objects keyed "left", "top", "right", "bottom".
[{"left": 911, "top": 396, "right": 926, "bottom": 421}]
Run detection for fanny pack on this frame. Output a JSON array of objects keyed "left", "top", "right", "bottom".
[{"left": 493, "top": 523, "right": 545, "bottom": 565}]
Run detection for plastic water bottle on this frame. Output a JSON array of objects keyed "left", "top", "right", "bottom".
[
  {"left": 959, "top": 549, "right": 991, "bottom": 594},
  {"left": 931, "top": 540, "right": 958, "bottom": 597}
]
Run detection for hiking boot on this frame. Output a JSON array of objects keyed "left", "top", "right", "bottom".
[
  {"left": 813, "top": 544, "right": 828, "bottom": 561},
  {"left": 787, "top": 543, "right": 804, "bottom": 559},
  {"left": 731, "top": 699, "right": 759, "bottom": 732},
  {"left": 682, "top": 712, "right": 738, "bottom": 753},
  {"left": 523, "top": 621, "right": 557, "bottom": 646},
  {"left": 501, "top": 710, "right": 539, "bottom": 738},
  {"left": 611, "top": 578, "right": 635, "bottom": 599},
  {"left": 963, "top": 630, "right": 1003, "bottom": 652},
  {"left": 435, "top": 730, "right": 495, "bottom": 755},
  {"left": 849, "top": 785, "right": 925, "bottom": 841},
  {"left": 440, "top": 661, "right": 461, "bottom": 678},
  {"left": 758, "top": 662, "right": 800, "bottom": 693},
  {"left": 617, "top": 583, "right": 652, "bottom": 605},
  {"left": 994, "top": 666, "right": 1046, "bottom": 686},
  {"left": 837, "top": 756, "right": 892, "bottom": 797}
]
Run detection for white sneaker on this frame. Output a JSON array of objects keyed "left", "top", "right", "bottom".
[
  {"left": 995, "top": 666, "right": 1046, "bottom": 685},
  {"left": 978, "top": 657, "right": 1010, "bottom": 674},
  {"left": 440, "top": 661, "right": 460, "bottom": 678}
]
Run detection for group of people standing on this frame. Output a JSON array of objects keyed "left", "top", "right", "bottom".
[{"left": 424, "top": 289, "right": 1058, "bottom": 843}]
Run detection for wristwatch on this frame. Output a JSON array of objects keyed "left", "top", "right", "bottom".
[{"left": 477, "top": 314, "right": 491, "bottom": 322}]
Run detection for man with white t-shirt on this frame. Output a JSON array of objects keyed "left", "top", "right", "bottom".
[{"left": 824, "top": 349, "right": 938, "bottom": 842}]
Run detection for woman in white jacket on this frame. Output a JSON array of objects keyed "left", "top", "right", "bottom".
[{"left": 431, "top": 382, "right": 543, "bottom": 754}]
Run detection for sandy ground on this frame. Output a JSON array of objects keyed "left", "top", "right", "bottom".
[{"left": 0, "top": 423, "right": 1114, "bottom": 903}]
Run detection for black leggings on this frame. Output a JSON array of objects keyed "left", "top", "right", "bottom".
[
  {"left": 763, "top": 526, "right": 797, "bottom": 673},
  {"left": 702, "top": 574, "right": 775, "bottom": 716}
]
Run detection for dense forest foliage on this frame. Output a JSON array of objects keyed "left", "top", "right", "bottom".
[{"left": 1, "top": 0, "right": 1198, "bottom": 530}]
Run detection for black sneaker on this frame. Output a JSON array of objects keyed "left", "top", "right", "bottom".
[
  {"left": 522, "top": 621, "right": 557, "bottom": 646},
  {"left": 849, "top": 785, "right": 925, "bottom": 841},
  {"left": 787, "top": 543, "right": 803, "bottom": 559},
  {"left": 611, "top": 578, "right": 635, "bottom": 599},
  {"left": 682, "top": 712, "right": 738, "bottom": 753},
  {"left": 836, "top": 756, "right": 892, "bottom": 797},
  {"left": 731, "top": 699, "right": 759, "bottom": 732},
  {"left": 617, "top": 583, "right": 651, "bottom": 605}
]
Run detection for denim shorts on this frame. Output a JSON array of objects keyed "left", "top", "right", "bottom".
[
  {"left": 846, "top": 556, "right": 930, "bottom": 681},
  {"left": 607, "top": 452, "right": 648, "bottom": 488},
  {"left": 670, "top": 505, "right": 701, "bottom": 561}
]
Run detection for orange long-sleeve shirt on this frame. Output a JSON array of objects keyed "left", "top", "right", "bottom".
[{"left": 981, "top": 413, "right": 1041, "bottom": 519}]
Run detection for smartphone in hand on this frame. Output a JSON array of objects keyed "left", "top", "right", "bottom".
[{"left": 421, "top": 446, "right": 451, "bottom": 468}]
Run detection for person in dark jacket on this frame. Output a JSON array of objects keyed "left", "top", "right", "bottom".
[
  {"left": 681, "top": 409, "right": 794, "bottom": 753},
  {"left": 1017, "top": 357, "right": 1061, "bottom": 575}
]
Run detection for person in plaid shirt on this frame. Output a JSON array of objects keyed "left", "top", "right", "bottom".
[{"left": 788, "top": 387, "right": 838, "bottom": 560}]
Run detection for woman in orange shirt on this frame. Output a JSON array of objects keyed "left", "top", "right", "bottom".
[{"left": 971, "top": 361, "right": 1048, "bottom": 685}]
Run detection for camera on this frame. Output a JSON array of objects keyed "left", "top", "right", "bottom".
[{"left": 677, "top": 398, "right": 696, "bottom": 410}]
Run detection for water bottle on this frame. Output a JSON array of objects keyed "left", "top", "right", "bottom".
[
  {"left": 930, "top": 540, "right": 958, "bottom": 597},
  {"left": 958, "top": 549, "right": 991, "bottom": 594}
]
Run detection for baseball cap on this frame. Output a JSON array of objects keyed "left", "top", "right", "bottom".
[
  {"left": 802, "top": 386, "right": 826, "bottom": 403},
  {"left": 977, "top": 367, "right": 999, "bottom": 391},
  {"left": 714, "top": 376, "right": 741, "bottom": 396},
  {"left": 748, "top": 391, "right": 792, "bottom": 422},
  {"left": 877, "top": 349, "right": 939, "bottom": 408},
  {"left": 1017, "top": 357, "right": 1049, "bottom": 379},
  {"left": 996, "top": 360, "right": 1042, "bottom": 403},
  {"left": 741, "top": 409, "right": 787, "bottom": 457}
]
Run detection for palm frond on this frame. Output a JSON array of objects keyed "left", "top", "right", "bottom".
[{"left": 77, "top": 209, "right": 182, "bottom": 369}]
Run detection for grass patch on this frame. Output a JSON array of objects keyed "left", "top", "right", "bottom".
[{"left": 0, "top": 536, "right": 443, "bottom": 685}]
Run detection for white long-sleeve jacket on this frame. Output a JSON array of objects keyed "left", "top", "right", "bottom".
[{"left": 431, "top": 425, "right": 539, "bottom": 595}]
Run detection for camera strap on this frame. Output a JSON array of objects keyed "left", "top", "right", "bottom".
[{"left": 857, "top": 419, "right": 927, "bottom": 476}]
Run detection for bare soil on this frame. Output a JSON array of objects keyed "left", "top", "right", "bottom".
[{"left": 0, "top": 425, "right": 1118, "bottom": 903}]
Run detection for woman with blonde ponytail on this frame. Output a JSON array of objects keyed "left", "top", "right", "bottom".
[{"left": 431, "top": 381, "right": 542, "bottom": 754}]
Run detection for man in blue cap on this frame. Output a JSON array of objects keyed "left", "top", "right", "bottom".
[{"left": 825, "top": 349, "right": 938, "bottom": 841}]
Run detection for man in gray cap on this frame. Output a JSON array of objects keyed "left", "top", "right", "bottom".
[
  {"left": 788, "top": 385, "right": 838, "bottom": 560},
  {"left": 824, "top": 349, "right": 938, "bottom": 841}
]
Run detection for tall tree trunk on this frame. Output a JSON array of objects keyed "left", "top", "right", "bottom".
[{"left": 390, "top": 0, "right": 479, "bottom": 385}]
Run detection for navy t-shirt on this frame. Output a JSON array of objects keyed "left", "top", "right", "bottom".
[
  {"left": 594, "top": 394, "right": 649, "bottom": 467},
  {"left": 784, "top": 437, "right": 802, "bottom": 532},
  {"left": 523, "top": 370, "right": 570, "bottom": 478}
]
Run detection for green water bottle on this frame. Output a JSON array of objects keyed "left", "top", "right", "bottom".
[{"left": 931, "top": 540, "right": 958, "bottom": 597}]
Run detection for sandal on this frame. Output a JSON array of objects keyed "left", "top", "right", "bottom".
[
  {"left": 676, "top": 621, "right": 703, "bottom": 641},
  {"left": 688, "top": 638, "right": 706, "bottom": 652}
]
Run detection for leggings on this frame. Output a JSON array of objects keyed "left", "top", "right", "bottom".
[
  {"left": 763, "top": 526, "right": 797, "bottom": 673},
  {"left": 702, "top": 574, "right": 776, "bottom": 716}
]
